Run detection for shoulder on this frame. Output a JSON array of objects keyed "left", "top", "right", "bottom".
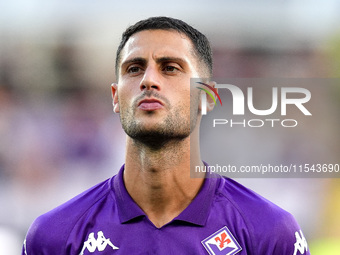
[
  {"left": 218, "top": 177, "right": 292, "bottom": 222},
  {"left": 216, "top": 177, "right": 310, "bottom": 255},
  {"left": 24, "top": 177, "right": 115, "bottom": 255}
]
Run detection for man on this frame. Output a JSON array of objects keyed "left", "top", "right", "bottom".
[{"left": 23, "top": 16, "right": 310, "bottom": 255}]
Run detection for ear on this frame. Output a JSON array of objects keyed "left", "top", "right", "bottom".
[
  {"left": 205, "top": 81, "right": 217, "bottom": 113},
  {"left": 111, "top": 83, "right": 120, "bottom": 113}
]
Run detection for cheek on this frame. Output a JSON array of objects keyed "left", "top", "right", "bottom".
[
  {"left": 117, "top": 92, "right": 132, "bottom": 115},
  {"left": 175, "top": 89, "right": 193, "bottom": 117},
  {"left": 171, "top": 89, "right": 190, "bottom": 111},
  {"left": 118, "top": 83, "right": 138, "bottom": 107},
  {"left": 176, "top": 80, "right": 191, "bottom": 101}
]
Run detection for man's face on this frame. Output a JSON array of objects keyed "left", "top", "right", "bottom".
[{"left": 113, "top": 29, "right": 201, "bottom": 145}]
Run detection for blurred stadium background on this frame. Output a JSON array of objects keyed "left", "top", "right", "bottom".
[{"left": 1, "top": 0, "right": 340, "bottom": 254}]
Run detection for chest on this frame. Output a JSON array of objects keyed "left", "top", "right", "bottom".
[{"left": 70, "top": 220, "right": 248, "bottom": 255}]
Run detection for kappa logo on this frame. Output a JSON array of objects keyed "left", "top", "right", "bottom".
[
  {"left": 293, "top": 230, "right": 308, "bottom": 255},
  {"left": 79, "top": 231, "right": 119, "bottom": 254},
  {"left": 201, "top": 226, "right": 242, "bottom": 255},
  {"left": 23, "top": 239, "right": 28, "bottom": 255}
]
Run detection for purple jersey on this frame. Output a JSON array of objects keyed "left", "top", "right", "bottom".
[{"left": 23, "top": 165, "right": 310, "bottom": 255}]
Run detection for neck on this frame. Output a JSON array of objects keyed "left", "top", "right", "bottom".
[{"left": 123, "top": 131, "right": 204, "bottom": 228}]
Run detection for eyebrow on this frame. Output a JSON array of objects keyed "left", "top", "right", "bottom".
[
  {"left": 155, "top": 57, "right": 187, "bottom": 65},
  {"left": 120, "top": 56, "right": 187, "bottom": 69}
]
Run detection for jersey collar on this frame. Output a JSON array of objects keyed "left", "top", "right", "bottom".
[{"left": 113, "top": 164, "right": 219, "bottom": 227}]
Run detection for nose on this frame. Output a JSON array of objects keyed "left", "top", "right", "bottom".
[{"left": 140, "top": 66, "right": 161, "bottom": 91}]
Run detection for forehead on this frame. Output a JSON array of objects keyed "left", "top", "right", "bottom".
[{"left": 120, "top": 29, "right": 196, "bottom": 64}]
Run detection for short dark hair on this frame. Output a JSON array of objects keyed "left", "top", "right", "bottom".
[{"left": 115, "top": 16, "right": 212, "bottom": 79}]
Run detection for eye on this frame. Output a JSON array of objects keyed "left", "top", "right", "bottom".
[
  {"left": 165, "top": 66, "right": 176, "bottom": 72},
  {"left": 127, "top": 66, "right": 142, "bottom": 74},
  {"left": 163, "top": 64, "right": 180, "bottom": 74}
]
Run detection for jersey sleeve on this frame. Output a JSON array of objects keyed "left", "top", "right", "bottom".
[
  {"left": 22, "top": 214, "right": 66, "bottom": 255},
  {"left": 254, "top": 209, "right": 310, "bottom": 255},
  {"left": 22, "top": 179, "right": 112, "bottom": 255}
]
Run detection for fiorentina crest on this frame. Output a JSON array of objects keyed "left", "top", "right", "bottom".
[{"left": 201, "top": 226, "right": 242, "bottom": 255}]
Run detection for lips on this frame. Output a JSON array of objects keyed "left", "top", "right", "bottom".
[{"left": 138, "top": 98, "right": 164, "bottom": 111}]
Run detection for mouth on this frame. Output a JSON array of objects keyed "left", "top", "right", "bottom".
[{"left": 137, "top": 98, "right": 164, "bottom": 111}]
